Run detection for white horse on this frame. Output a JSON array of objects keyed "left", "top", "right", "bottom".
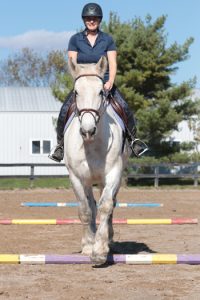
[{"left": 64, "top": 57, "right": 130, "bottom": 265}]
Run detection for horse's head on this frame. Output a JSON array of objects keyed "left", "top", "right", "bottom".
[{"left": 68, "top": 56, "right": 107, "bottom": 141}]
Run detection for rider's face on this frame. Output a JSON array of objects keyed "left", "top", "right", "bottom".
[{"left": 84, "top": 17, "right": 101, "bottom": 31}]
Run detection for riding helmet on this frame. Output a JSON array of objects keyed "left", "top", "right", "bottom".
[{"left": 81, "top": 3, "right": 103, "bottom": 20}]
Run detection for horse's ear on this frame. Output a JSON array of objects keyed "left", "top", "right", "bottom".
[
  {"left": 68, "top": 57, "right": 77, "bottom": 79},
  {"left": 96, "top": 56, "right": 107, "bottom": 77}
]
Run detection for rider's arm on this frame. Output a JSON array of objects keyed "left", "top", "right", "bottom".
[
  {"left": 104, "top": 50, "right": 117, "bottom": 91},
  {"left": 68, "top": 51, "right": 78, "bottom": 61}
]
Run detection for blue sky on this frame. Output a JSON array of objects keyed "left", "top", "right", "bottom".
[{"left": 0, "top": 0, "right": 199, "bottom": 87}]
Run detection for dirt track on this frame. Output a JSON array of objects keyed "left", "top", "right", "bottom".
[{"left": 0, "top": 188, "right": 200, "bottom": 300}]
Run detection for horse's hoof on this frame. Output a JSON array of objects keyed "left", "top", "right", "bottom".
[
  {"left": 81, "top": 245, "right": 93, "bottom": 256},
  {"left": 90, "top": 252, "right": 107, "bottom": 266}
]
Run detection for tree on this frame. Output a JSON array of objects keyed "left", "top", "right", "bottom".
[
  {"left": 102, "top": 13, "right": 198, "bottom": 156},
  {"left": 52, "top": 72, "right": 73, "bottom": 102},
  {"left": 0, "top": 48, "right": 68, "bottom": 87}
]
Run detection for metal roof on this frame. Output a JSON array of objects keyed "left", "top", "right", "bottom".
[{"left": 0, "top": 87, "right": 62, "bottom": 112}]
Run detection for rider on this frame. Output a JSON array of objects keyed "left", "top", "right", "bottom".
[{"left": 49, "top": 2, "right": 148, "bottom": 162}]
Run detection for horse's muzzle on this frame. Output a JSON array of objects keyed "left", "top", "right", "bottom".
[{"left": 80, "top": 126, "right": 96, "bottom": 141}]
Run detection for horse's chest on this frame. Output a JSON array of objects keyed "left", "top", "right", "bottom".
[
  {"left": 83, "top": 147, "right": 105, "bottom": 170},
  {"left": 67, "top": 142, "right": 102, "bottom": 169}
]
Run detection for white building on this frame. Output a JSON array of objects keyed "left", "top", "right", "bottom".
[
  {"left": 0, "top": 87, "right": 68, "bottom": 176},
  {"left": 169, "top": 88, "right": 200, "bottom": 151}
]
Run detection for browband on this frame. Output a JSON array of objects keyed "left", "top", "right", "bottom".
[{"left": 74, "top": 74, "right": 104, "bottom": 83}]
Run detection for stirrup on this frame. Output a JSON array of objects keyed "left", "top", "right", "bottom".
[
  {"left": 48, "top": 144, "right": 64, "bottom": 163},
  {"left": 130, "top": 139, "right": 148, "bottom": 157},
  {"left": 48, "top": 153, "right": 62, "bottom": 163}
]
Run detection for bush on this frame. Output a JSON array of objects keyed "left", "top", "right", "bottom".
[{"left": 129, "top": 151, "right": 200, "bottom": 165}]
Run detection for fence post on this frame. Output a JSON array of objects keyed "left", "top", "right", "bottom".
[
  {"left": 30, "top": 165, "right": 35, "bottom": 188},
  {"left": 194, "top": 164, "right": 198, "bottom": 187},
  {"left": 154, "top": 165, "right": 159, "bottom": 188}
]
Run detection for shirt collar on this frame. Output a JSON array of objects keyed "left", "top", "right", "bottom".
[{"left": 80, "top": 29, "right": 103, "bottom": 40}]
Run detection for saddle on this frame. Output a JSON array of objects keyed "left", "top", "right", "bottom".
[
  {"left": 108, "top": 94, "right": 128, "bottom": 129},
  {"left": 64, "top": 100, "right": 77, "bottom": 125}
]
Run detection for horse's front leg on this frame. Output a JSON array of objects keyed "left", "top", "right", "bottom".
[
  {"left": 91, "top": 167, "right": 122, "bottom": 265},
  {"left": 79, "top": 188, "right": 97, "bottom": 255},
  {"left": 98, "top": 187, "right": 118, "bottom": 247},
  {"left": 69, "top": 171, "right": 97, "bottom": 255}
]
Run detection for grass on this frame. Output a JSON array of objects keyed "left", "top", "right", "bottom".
[
  {"left": 0, "top": 177, "right": 71, "bottom": 190},
  {"left": 0, "top": 177, "right": 199, "bottom": 190}
]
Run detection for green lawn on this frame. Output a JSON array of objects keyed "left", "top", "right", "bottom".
[
  {"left": 0, "top": 177, "right": 71, "bottom": 190},
  {"left": 0, "top": 177, "right": 199, "bottom": 190}
]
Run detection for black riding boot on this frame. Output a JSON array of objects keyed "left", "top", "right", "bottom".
[
  {"left": 49, "top": 90, "right": 74, "bottom": 162},
  {"left": 111, "top": 86, "right": 148, "bottom": 157}
]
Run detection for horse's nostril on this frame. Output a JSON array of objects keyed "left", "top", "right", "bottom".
[
  {"left": 80, "top": 127, "right": 96, "bottom": 138},
  {"left": 80, "top": 128, "right": 86, "bottom": 137},
  {"left": 91, "top": 127, "right": 96, "bottom": 136}
]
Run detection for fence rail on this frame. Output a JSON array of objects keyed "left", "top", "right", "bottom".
[
  {"left": 0, "top": 163, "right": 200, "bottom": 187},
  {"left": 0, "top": 163, "right": 66, "bottom": 184},
  {"left": 127, "top": 162, "right": 200, "bottom": 187}
]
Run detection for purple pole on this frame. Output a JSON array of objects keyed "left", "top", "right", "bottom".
[
  {"left": 45, "top": 254, "right": 127, "bottom": 264},
  {"left": 45, "top": 255, "right": 91, "bottom": 264},
  {"left": 178, "top": 254, "right": 200, "bottom": 265}
]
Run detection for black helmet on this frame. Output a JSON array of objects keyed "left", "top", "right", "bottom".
[{"left": 82, "top": 3, "right": 103, "bottom": 20}]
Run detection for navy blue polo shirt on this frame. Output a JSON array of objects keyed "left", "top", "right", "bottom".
[{"left": 68, "top": 29, "right": 116, "bottom": 82}]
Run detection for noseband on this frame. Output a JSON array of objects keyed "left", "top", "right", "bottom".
[{"left": 74, "top": 74, "right": 105, "bottom": 124}]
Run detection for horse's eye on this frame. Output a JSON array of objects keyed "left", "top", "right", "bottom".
[{"left": 74, "top": 90, "right": 78, "bottom": 96}]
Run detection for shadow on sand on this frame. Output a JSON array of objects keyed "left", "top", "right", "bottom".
[
  {"left": 93, "top": 241, "right": 157, "bottom": 268},
  {"left": 110, "top": 240, "right": 156, "bottom": 255}
]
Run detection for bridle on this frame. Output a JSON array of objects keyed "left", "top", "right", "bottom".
[{"left": 74, "top": 73, "right": 107, "bottom": 125}]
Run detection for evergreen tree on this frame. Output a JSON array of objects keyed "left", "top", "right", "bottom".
[{"left": 102, "top": 13, "right": 198, "bottom": 156}]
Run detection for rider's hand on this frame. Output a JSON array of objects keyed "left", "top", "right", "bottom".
[{"left": 104, "top": 80, "right": 113, "bottom": 91}]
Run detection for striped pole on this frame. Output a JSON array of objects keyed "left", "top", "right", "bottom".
[
  {"left": 21, "top": 202, "right": 163, "bottom": 208},
  {"left": 0, "top": 218, "right": 197, "bottom": 225},
  {"left": 0, "top": 254, "right": 200, "bottom": 265}
]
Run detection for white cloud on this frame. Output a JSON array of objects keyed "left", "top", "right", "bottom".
[{"left": 0, "top": 30, "right": 75, "bottom": 52}]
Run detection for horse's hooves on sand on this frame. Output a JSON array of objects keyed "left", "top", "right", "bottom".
[
  {"left": 91, "top": 253, "right": 107, "bottom": 266},
  {"left": 81, "top": 245, "right": 93, "bottom": 256}
]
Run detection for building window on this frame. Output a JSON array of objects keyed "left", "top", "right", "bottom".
[
  {"left": 32, "top": 141, "right": 41, "bottom": 154},
  {"left": 43, "top": 140, "right": 51, "bottom": 154},
  {"left": 31, "top": 140, "right": 51, "bottom": 155}
]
